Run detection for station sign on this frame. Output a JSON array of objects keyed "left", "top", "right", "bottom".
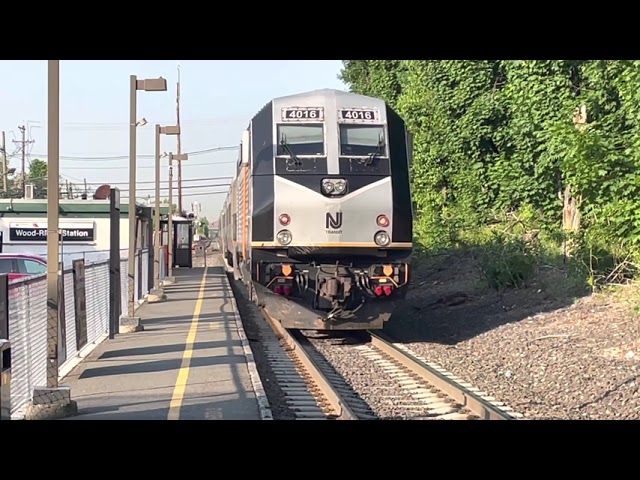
[{"left": 8, "top": 221, "right": 96, "bottom": 243}]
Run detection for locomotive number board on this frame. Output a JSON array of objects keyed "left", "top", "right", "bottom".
[
  {"left": 282, "top": 107, "right": 324, "bottom": 121},
  {"left": 339, "top": 108, "right": 378, "bottom": 122}
]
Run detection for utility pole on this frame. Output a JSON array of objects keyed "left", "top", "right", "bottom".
[
  {"left": 20, "top": 126, "right": 25, "bottom": 198},
  {"left": 1, "top": 131, "right": 7, "bottom": 193},
  {"left": 12, "top": 125, "right": 34, "bottom": 198},
  {"left": 176, "top": 64, "right": 183, "bottom": 215}
]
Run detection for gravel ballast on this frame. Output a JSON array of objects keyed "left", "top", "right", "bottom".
[
  {"left": 203, "top": 247, "right": 638, "bottom": 420},
  {"left": 222, "top": 259, "right": 297, "bottom": 420},
  {"left": 384, "top": 252, "right": 640, "bottom": 420},
  {"left": 307, "top": 336, "right": 422, "bottom": 419}
]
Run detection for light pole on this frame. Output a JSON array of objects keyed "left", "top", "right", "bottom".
[
  {"left": 46, "top": 59, "right": 61, "bottom": 389},
  {"left": 27, "top": 60, "right": 77, "bottom": 419},
  {"left": 167, "top": 152, "right": 188, "bottom": 281},
  {"left": 151, "top": 126, "right": 180, "bottom": 297},
  {"left": 122, "top": 75, "right": 167, "bottom": 333}
]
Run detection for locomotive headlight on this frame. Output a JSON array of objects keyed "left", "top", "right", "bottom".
[
  {"left": 374, "top": 230, "right": 391, "bottom": 247},
  {"left": 322, "top": 179, "right": 334, "bottom": 193},
  {"left": 321, "top": 178, "right": 348, "bottom": 195},
  {"left": 333, "top": 179, "right": 347, "bottom": 194},
  {"left": 277, "top": 229, "right": 292, "bottom": 246}
]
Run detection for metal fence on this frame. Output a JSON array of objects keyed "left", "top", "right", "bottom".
[{"left": 7, "top": 247, "right": 161, "bottom": 418}]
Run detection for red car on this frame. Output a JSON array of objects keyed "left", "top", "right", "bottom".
[{"left": 0, "top": 253, "right": 47, "bottom": 281}]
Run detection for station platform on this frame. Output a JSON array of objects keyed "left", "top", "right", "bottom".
[{"left": 59, "top": 267, "right": 271, "bottom": 420}]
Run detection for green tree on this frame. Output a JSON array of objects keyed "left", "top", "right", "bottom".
[
  {"left": 28, "top": 158, "right": 48, "bottom": 198},
  {"left": 161, "top": 198, "right": 177, "bottom": 212},
  {"left": 197, "top": 217, "right": 209, "bottom": 237},
  {"left": 339, "top": 59, "right": 640, "bottom": 284}
]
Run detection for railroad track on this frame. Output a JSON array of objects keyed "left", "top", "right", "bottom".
[
  {"left": 261, "top": 308, "right": 367, "bottom": 419},
  {"left": 364, "top": 331, "right": 521, "bottom": 420},
  {"left": 259, "top": 308, "right": 521, "bottom": 420}
]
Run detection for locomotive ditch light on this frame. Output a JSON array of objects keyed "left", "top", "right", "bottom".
[
  {"left": 383, "top": 264, "right": 393, "bottom": 276},
  {"left": 277, "top": 229, "right": 292, "bottom": 246},
  {"left": 376, "top": 214, "right": 390, "bottom": 227},
  {"left": 282, "top": 264, "right": 292, "bottom": 276},
  {"left": 374, "top": 230, "right": 390, "bottom": 247},
  {"left": 279, "top": 213, "right": 291, "bottom": 226}
]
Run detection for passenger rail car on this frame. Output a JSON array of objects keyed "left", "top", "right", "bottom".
[{"left": 220, "top": 88, "right": 413, "bottom": 331}]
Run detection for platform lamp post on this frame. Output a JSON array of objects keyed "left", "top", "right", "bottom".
[
  {"left": 25, "top": 60, "right": 78, "bottom": 419},
  {"left": 46, "top": 59, "right": 62, "bottom": 390},
  {"left": 151, "top": 126, "right": 180, "bottom": 300},
  {"left": 121, "top": 75, "right": 167, "bottom": 333},
  {"left": 167, "top": 152, "right": 188, "bottom": 281}
]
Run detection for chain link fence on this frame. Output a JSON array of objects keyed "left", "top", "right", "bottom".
[{"left": 7, "top": 248, "right": 157, "bottom": 418}]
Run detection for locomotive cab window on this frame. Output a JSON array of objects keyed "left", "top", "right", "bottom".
[
  {"left": 339, "top": 124, "right": 387, "bottom": 157},
  {"left": 277, "top": 124, "right": 325, "bottom": 157}
]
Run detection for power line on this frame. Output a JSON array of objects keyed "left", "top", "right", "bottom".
[
  {"left": 122, "top": 190, "right": 229, "bottom": 199},
  {"left": 26, "top": 145, "right": 239, "bottom": 161},
  {"left": 115, "top": 183, "right": 230, "bottom": 193},
  {"left": 58, "top": 116, "right": 251, "bottom": 128},
  {"left": 85, "top": 176, "right": 232, "bottom": 185},
  {"left": 61, "top": 159, "right": 237, "bottom": 170},
  {"left": 26, "top": 175, "right": 233, "bottom": 186}
]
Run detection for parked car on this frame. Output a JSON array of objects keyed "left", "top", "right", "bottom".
[{"left": 0, "top": 253, "right": 47, "bottom": 281}]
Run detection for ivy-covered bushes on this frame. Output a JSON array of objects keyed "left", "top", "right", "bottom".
[{"left": 339, "top": 60, "right": 640, "bottom": 290}]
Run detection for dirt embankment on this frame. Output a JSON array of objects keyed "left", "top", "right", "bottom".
[{"left": 384, "top": 252, "right": 640, "bottom": 419}]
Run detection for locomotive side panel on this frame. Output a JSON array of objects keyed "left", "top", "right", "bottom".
[
  {"left": 387, "top": 105, "right": 413, "bottom": 244},
  {"left": 250, "top": 102, "right": 275, "bottom": 243}
]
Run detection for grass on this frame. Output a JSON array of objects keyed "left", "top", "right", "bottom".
[
  {"left": 592, "top": 282, "right": 640, "bottom": 316},
  {"left": 413, "top": 217, "right": 638, "bottom": 303}
]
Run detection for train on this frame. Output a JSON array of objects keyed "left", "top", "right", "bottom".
[{"left": 219, "top": 88, "right": 414, "bottom": 331}]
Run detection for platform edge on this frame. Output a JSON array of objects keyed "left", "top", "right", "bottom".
[{"left": 224, "top": 275, "right": 273, "bottom": 420}]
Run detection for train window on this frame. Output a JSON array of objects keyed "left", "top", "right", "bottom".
[
  {"left": 339, "top": 124, "right": 386, "bottom": 157},
  {"left": 277, "top": 124, "right": 325, "bottom": 157}
]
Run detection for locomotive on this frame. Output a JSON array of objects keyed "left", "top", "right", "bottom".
[{"left": 219, "top": 88, "right": 413, "bottom": 331}]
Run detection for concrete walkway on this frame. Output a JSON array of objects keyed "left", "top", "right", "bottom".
[{"left": 60, "top": 267, "right": 266, "bottom": 420}]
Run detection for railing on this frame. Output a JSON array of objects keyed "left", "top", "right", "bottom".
[{"left": 6, "top": 247, "right": 159, "bottom": 418}]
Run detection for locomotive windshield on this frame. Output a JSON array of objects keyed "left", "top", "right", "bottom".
[
  {"left": 339, "top": 124, "right": 386, "bottom": 157},
  {"left": 277, "top": 124, "right": 325, "bottom": 156}
]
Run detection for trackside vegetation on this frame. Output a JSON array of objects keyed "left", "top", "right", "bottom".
[{"left": 339, "top": 60, "right": 640, "bottom": 293}]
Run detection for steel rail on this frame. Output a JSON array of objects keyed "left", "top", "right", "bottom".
[
  {"left": 261, "top": 308, "right": 359, "bottom": 420},
  {"left": 368, "top": 331, "right": 515, "bottom": 420}
]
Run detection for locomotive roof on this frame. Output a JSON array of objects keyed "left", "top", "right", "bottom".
[
  {"left": 248, "top": 88, "right": 388, "bottom": 127},
  {"left": 273, "top": 88, "right": 381, "bottom": 103}
]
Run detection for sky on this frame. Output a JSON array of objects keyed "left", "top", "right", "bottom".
[{"left": 0, "top": 60, "right": 348, "bottom": 221}]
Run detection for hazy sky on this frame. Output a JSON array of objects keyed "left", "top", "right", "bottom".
[{"left": 0, "top": 60, "right": 347, "bottom": 220}]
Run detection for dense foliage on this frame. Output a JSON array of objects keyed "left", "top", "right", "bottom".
[{"left": 339, "top": 60, "right": 640, "bottom": 287}]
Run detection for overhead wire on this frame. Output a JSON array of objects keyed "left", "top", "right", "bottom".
[
  {"left": 84, "top": 175, "right": 232, "bottom": 185},
  {"left": 117, "top": 183, "right": 230, "bottom": 193},
  {"left": 59, "top": 115, "right": 251, "bottom": 129},
  {"left": 122, "top": 190, "right": 229, "bottom": 199},
  {"left": 61, "top": 159, "right": 237, "bottom": 170},
  {"left": 5, "top": 117, "right": 243, "bottom": 207},
  {"left": 27, "top": 145, "right": 239, "bottom": 161}
]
